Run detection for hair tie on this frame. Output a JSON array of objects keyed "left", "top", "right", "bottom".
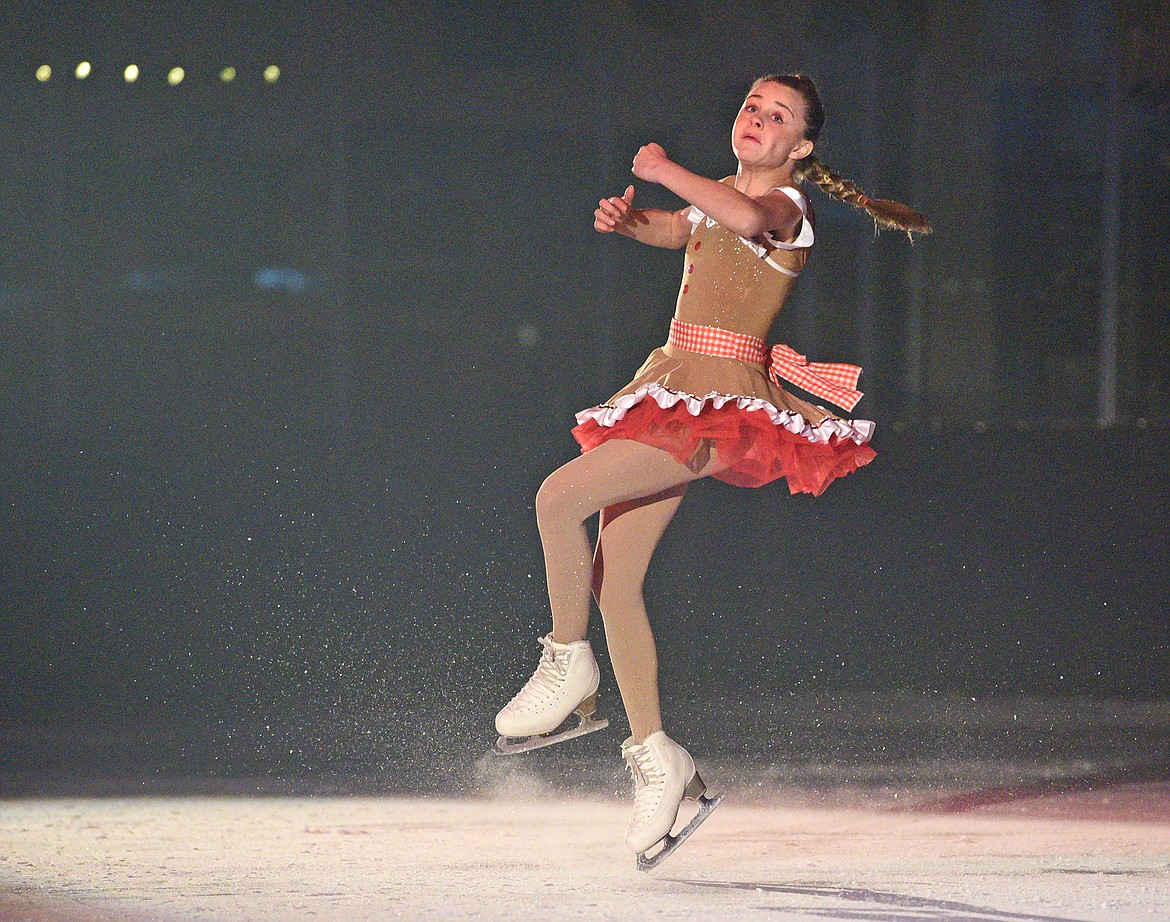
[{"left": 856, "top": 194, "right": 870, "bottom": 207}]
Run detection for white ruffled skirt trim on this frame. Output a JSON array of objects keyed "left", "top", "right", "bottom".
[{"left": 574, "top": 382, "right": 875, "bottom": 446}]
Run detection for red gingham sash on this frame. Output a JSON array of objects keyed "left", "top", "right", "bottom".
[{"left": 668, "top": 318, "right": 864, "bottom": 412}]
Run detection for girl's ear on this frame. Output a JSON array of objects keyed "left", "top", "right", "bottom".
[{"left": 790, "top": 139, "right": 814, "bottom": 162}]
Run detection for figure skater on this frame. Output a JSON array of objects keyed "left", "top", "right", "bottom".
[{"left": 494, "top": 74, "right": 931, "bottom": 868}]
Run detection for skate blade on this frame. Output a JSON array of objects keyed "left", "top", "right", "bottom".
[
  {"left": 636, "top": 792, "right": 724, "bottom": 872},
  {"left": 493, "top": 713, "right": 609, "bottom": 755}
]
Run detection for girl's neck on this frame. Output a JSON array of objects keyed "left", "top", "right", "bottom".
[{"left": 734, "top": 163, "right": 798, "bottom": 196}]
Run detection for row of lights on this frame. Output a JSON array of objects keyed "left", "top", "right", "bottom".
[{"left": 35, "top": 63, "right": 281, "bottom": 86}]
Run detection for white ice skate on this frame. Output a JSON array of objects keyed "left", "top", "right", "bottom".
[
  {"left": 622, "top": 731, "right": 724, "bottom": 871},
  {"left": 494, "top": 634, "right": 609, "bottom": 754}
]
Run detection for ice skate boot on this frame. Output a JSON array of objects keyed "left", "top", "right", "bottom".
[
  {"left": 494, "top": 634, "right": 608, "bottom": 754},
  {"left": 622, "top": 731, "right": 724, "bottom": 871}
]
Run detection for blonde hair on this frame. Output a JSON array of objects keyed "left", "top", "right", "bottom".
[
  {"left": 753, "top": 74, "right": 932, "bottom": 236},
  {"left": 797, "top": 156, "right": 933, "bottom": 236}
]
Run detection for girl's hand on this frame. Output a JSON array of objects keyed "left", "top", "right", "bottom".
[
  {"left": 594, "top": 184, "right": 644, "bottom": 233},
  {"left": 632, "top": 143, "right": 671, "bottom": 183}
]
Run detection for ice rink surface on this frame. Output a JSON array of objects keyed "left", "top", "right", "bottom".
[
  {"left": 2, "top": 778, "right": 1167, "bottom": 921},
  {"left": 3, "top": 696, "right": 1169, "bottom": 920}
]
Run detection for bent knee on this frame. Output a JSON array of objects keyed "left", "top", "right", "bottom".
[{"left": 535, "top": 470, "right": 587, "bottom": 529}]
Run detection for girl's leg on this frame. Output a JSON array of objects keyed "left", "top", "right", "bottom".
[
  {"left": 592, "top": 486, "right": 687, "bottom": 743},
  {"left": 535, "top": 438, "right": 718, "bottom": 645}
]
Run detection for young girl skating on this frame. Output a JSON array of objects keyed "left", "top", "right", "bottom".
[{"left": 495, "top": 74, "right": 930, "bottom": 868}]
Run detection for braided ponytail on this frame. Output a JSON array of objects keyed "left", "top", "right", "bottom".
[
  {"left": 752, "top": 74, "right": 933, "bottom": 237},
  {"left": 797, "top": 155, "right": 933, "bottom": 236}
]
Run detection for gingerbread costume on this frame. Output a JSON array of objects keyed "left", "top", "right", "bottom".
[{"left": 573, "top": 183, "right": 876, "bottom": 496}]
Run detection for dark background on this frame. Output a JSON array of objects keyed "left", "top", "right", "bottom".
[{"left": 1, "top": 1, "right": 1168, "bottom": 793}]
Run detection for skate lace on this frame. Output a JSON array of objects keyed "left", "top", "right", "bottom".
[
  {"left": 510, "top": 636, "right": 570, "bottom": 710},
  {"left": 624, "top": 743, "right": 666, "bottom": 823}
]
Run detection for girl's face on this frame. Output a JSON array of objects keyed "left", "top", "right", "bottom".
[{"left": 731, "top": 81, "right": 814, "bottom": 169}]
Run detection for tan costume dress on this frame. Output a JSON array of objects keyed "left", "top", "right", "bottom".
[{"left": 573, "top": 184, "right": 875, "bottom": 497}]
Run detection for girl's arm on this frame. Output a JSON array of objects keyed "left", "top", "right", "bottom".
[
  {"left": 594, "top": 184, "right": 691, "bottom": 249},
  {"left": 632, "top": 143, "right": 803, "bottom": 241}
]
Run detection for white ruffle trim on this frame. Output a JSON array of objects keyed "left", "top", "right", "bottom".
[{"left": 575, "top": 382, "right": 875, "bottom": 445}]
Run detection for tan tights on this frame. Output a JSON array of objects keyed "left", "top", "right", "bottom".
[{"left": 534, "top": 438, "right": 722, "bottom": 743}]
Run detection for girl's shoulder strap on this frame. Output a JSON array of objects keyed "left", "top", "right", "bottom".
[
  {"left": 766, "top": 185, "right": 814, "bottom": 249},
  {"left": 772, "top": 184, "right": 809, "bottom": 211},
  {"left": 686, "top": 180, "right": 814, "bottom": 248}
]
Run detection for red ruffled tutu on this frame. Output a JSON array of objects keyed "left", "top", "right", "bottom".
[{"left": 572, "top": 380, "right": 876, "bottom": 497}]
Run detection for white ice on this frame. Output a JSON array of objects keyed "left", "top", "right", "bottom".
[{"left": 1, "top": 784, "right": 1168, "bottom": 921}]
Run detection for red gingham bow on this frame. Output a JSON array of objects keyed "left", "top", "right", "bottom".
[
  {"left": 666, "top": 318, "right": 865, "bottom": 412},
  {"left": 766, "top": 344, "right": 864, "bottom": 412}
]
